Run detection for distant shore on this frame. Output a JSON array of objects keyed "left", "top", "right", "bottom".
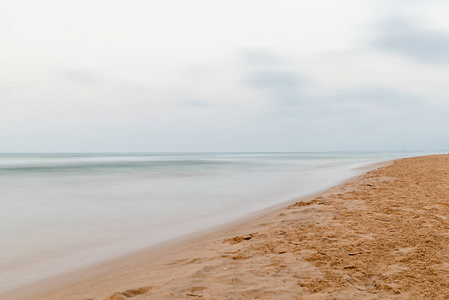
[{"left": 7, "top": 154, "right": 449, "bottom": 299}]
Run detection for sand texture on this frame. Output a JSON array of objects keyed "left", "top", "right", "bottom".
[{"left": 16, "top": 154, "right": 449, "bottom": 299}]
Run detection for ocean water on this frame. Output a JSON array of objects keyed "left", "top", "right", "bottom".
[{"left": 0, "top": 152, "right": 434, "bottom": 292}]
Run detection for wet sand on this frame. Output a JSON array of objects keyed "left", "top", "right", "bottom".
[{"left": 8, "top": 154, "right": 449, "bottom": 299}]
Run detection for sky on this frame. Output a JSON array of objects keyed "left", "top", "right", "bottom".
[{"left": 1, "top": 0, "right": 449, "bottom": 152}]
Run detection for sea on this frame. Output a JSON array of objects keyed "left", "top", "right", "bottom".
[{"left": 0, "top": 151, "right": 438, "bottom": 293}]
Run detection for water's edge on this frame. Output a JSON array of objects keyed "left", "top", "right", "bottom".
[{"left": 0, "top": 159, "right": 394, "bottom": 300}]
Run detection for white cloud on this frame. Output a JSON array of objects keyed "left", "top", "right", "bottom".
[{"left": 1, "top": 0, "right": 449, "bottom": 151}]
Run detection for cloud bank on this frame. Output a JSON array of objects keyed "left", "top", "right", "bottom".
[{"left": 1, "top": 0, "right": 449, "bottom": 152}]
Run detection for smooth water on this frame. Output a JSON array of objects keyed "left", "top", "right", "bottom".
[{"left": 0, "top": 152, "right": 435, "bottom": 292}]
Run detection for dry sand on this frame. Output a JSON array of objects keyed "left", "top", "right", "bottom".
[{"left": 9, "top": 154, "right": 449, "bottom": 299}]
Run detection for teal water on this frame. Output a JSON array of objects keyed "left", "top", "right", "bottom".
[{"left": 0, "top": 152, "right": 438, "bottom": 292}]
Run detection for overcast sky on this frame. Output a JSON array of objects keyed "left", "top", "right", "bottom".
[{"left": 2, "top": 0, "right": 449, "bottom": 152}]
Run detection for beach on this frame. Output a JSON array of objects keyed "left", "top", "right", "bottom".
[
  {"left": 1, "top": 152, "right": 413, "bottom": 295},
  {"left": 4, "top": 154, "right": 448, "bottom": 299},
  {"left": 4, "top": 0, "right": 449, "bottom": 298}
]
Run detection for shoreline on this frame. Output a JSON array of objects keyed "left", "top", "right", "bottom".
[
  {"left": 0, "top": 154, "right": 400, "bottom": 296},
  {"left": 1, "top": 159, "right": 392, "bottom": 300}
]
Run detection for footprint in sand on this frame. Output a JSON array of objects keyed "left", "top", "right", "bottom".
[{"left": 108, "top": 286, "right": 153, "bottom": 299}]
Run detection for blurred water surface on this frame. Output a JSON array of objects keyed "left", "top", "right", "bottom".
[{"left": 0, "top": 152, "right": 434, "bottom": 292}]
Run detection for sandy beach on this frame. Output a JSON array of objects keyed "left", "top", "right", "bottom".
[{"left": 8, "top": 154, "right": 449, "bottom": 299}]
